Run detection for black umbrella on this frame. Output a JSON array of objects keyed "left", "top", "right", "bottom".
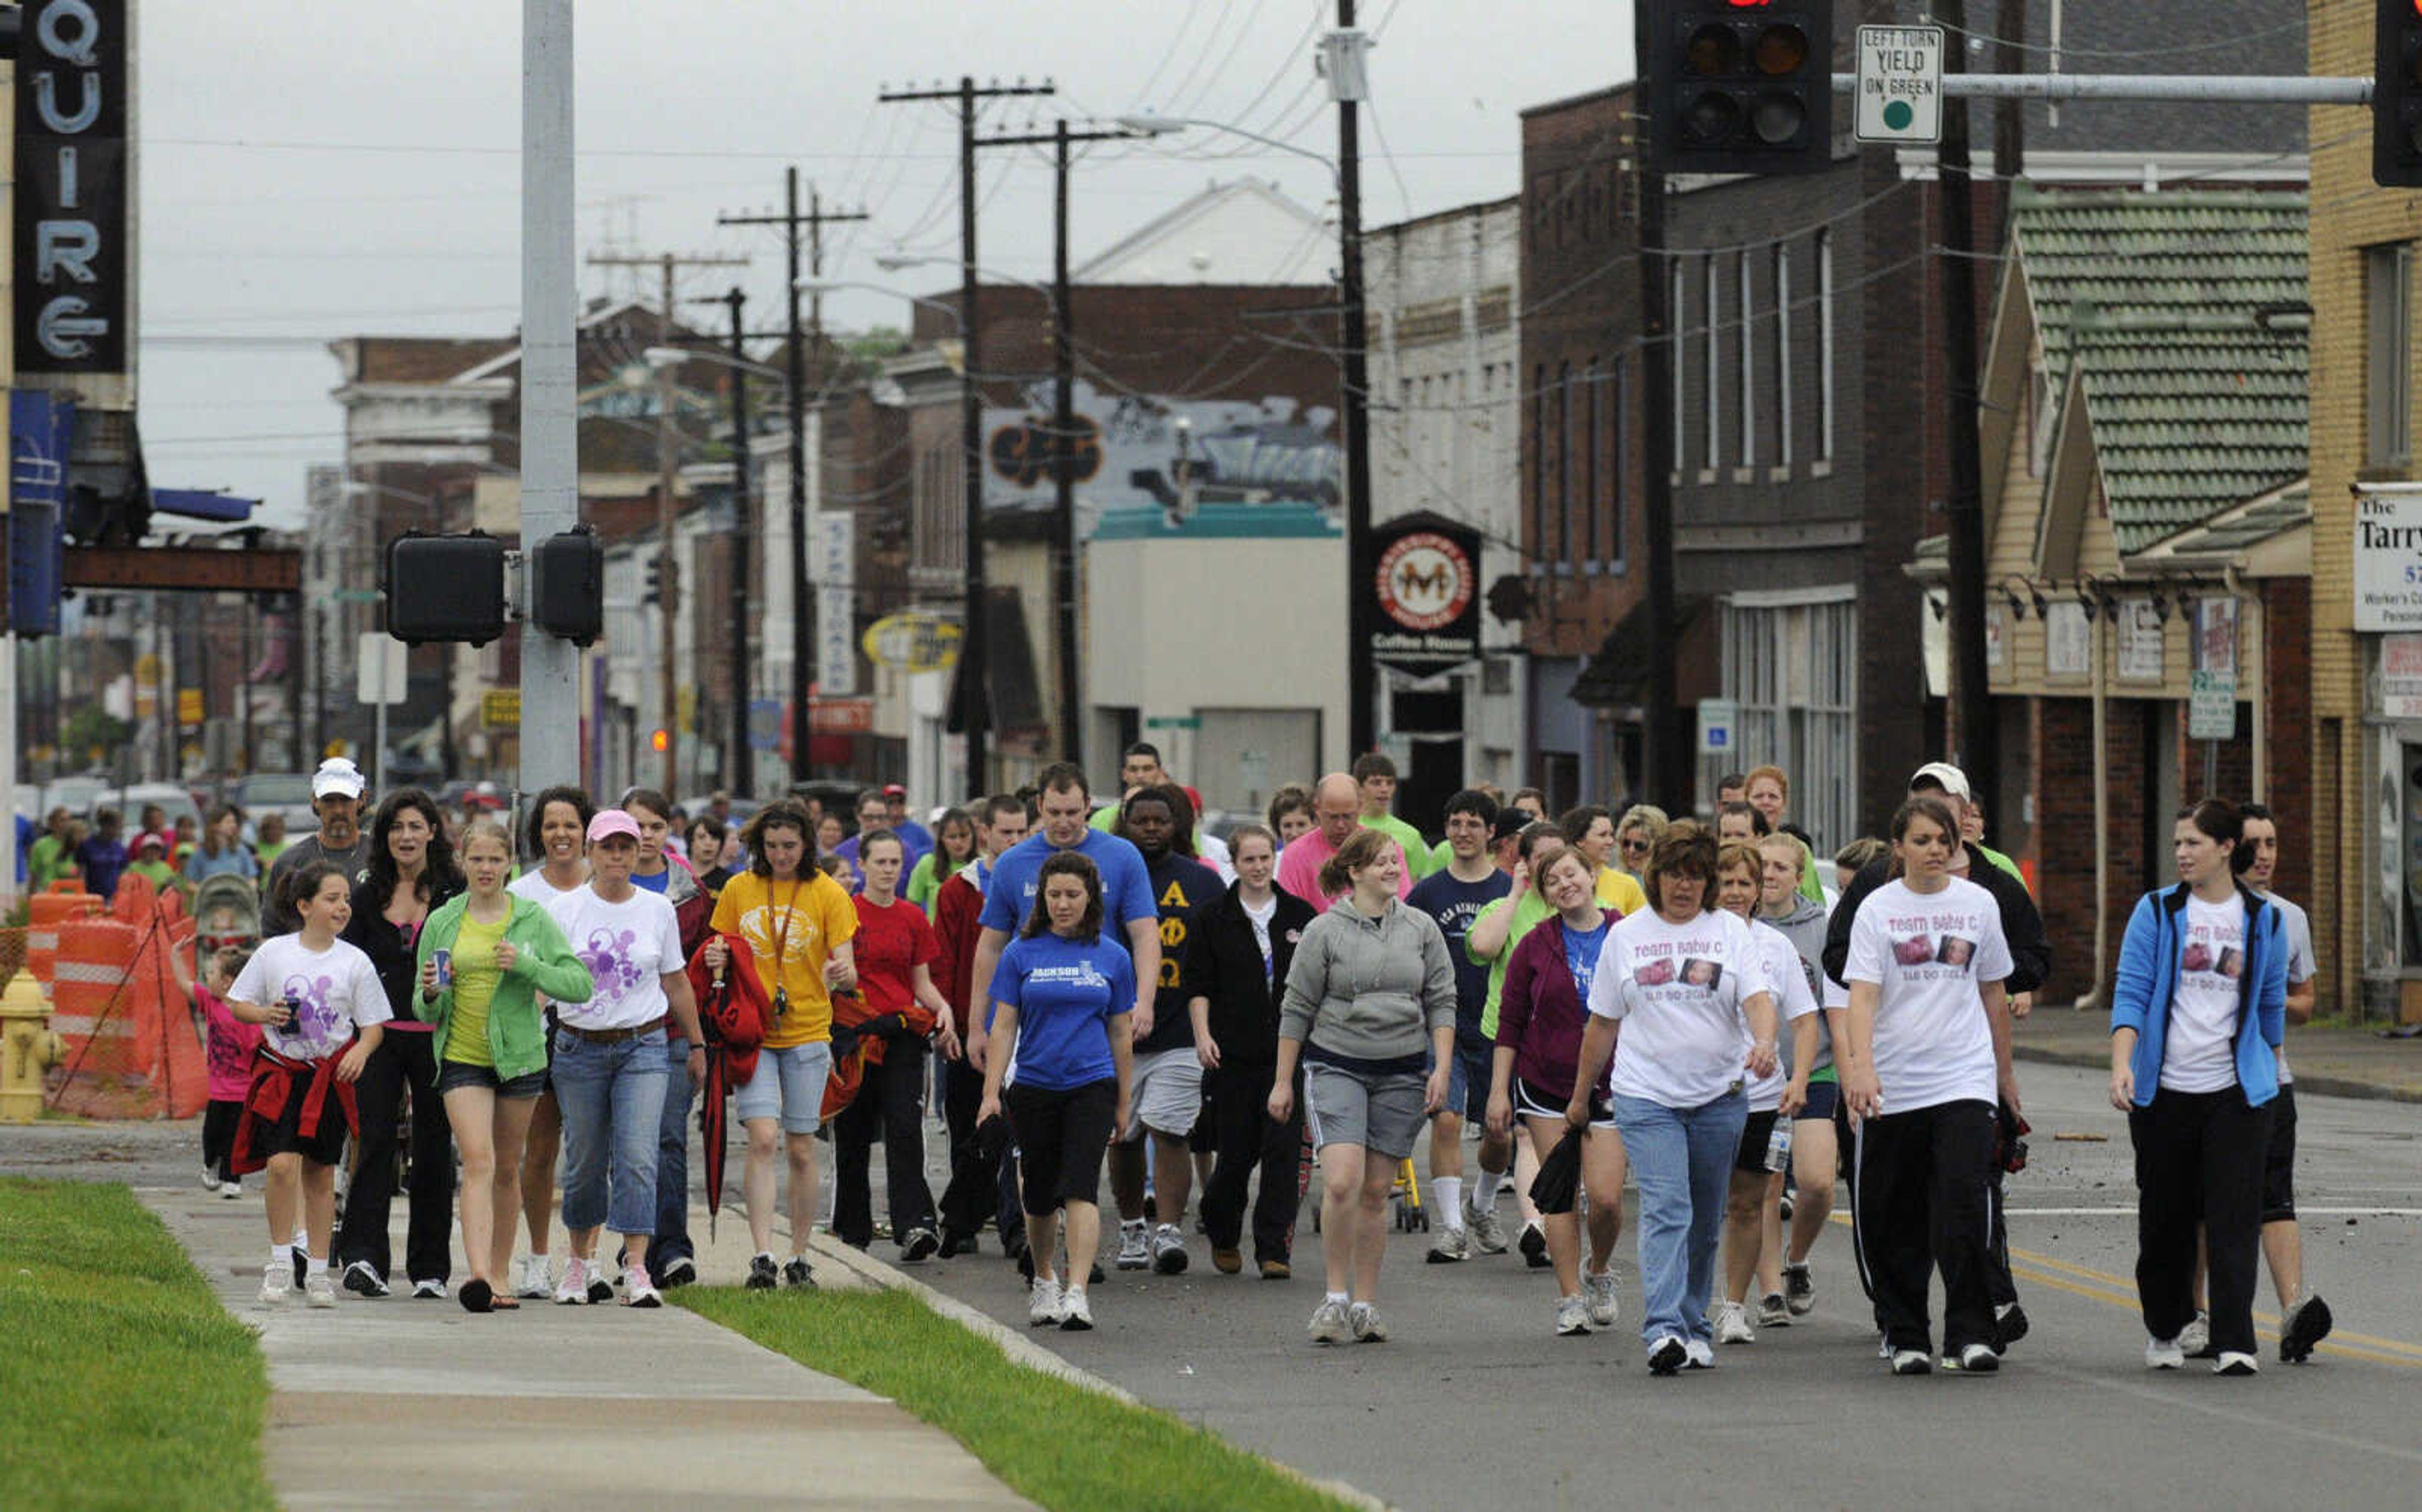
[{"left": 1530, "top": 1121, "right": 1588, "bottom": 1215}]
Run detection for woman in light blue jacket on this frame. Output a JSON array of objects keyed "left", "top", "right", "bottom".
[{"left": 2109, "top": 798, "right": 2287, "bottom": 1378}]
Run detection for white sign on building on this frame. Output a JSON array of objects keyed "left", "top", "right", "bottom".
[
  {"left": 2353, "top": 484, "right": 2422, "bottom": 631},
  {"left": 814, "top": 511, "right": 857, "bottom": 697}
]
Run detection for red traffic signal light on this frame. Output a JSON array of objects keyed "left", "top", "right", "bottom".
[{"left": 651, "top": 728, "right": 669, "bottom": 753}]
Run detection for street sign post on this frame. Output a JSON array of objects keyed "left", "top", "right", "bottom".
[
  {"left": 1697, "top": 697, "right": 1740, "bottom": 757},
  {"left": 1854, "top": 25, "right": 1945, "bottom": 144}
]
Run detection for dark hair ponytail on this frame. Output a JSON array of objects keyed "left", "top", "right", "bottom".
[
  {"left": 2179, "top": 797, "right": 2251, "bottom": 875},
  {"left": 279, "top": 860, "right": 346, "bottom": 921}
]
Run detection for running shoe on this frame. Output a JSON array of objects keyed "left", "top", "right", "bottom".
[
  {"left": 2280, "top": 1294, "right": 2333, "bottom": 1364},
  {"left": 782, "top": 1256, "right": 817, "bottom": 1290},
  {"left": 1518, "top": 1221, "right": 1549, "bottom": 1269},
  {"left": 1060, "top": 1289, "right": 1095, "bottom": 1332},
  {"left": 1583, "top": 1269, "right": 1620, "bottom": 1329},
  {"left": 1029, "top": 1276, "right": 1064, "bottom": 1327},
  {"left": 1943, "top": 1343, "right": 1999, "bottom": 1373},
  {"left": 1683, "top": 1337, "right": 1716, "bottom": 1370},
  {"left": 1992, "top": 1301, "right": 2029, "bottom": 1354},
  {"left": 900, "top": 1228, "right": 940, "bottom": 1264},
  {"left": 1259, "top": 1257, "right": 1292, "bottom": 1281},
  {"left": 220, "top": 1180, "right": 243, "bottom": 1200},
  {"left": 1116, "top": 1219, "right": 1150, "bottom": 1271},
  {"left": 658, "top": 1255, "right": 697, "bottom": 1289},
  {"left": 585, "top": 1267, "right": 614, "bottom": 1305},
  {"left": 1150, "top": 1223, "right": 1189, "bottom": 1274},
  {"left": 1212, "top": 1246, "right": 1243, "bottom": 1274},
  {"left": 1783, "top": 1261, "right": 1816, "bottom": 1317},
  {"left": 624, "top": 1265, "right": 662, "bottom": 1308},
  {"left": 1425, "top": 1225, "right": 1470, "bottom": 1264},
  {"left": 1465, "top": 1200, "right": 1509, "bottom": 1255},
  {"left": 746, "top": 1253, "right": 779, "bottom": 1291},
  {"left": 1646, "top": 1335, "right": 1687, "bottom": 1375},
  {"left": 1308, "top": 1298, "right": 1352, "bottom": 1344},
  {"left": 1777, "top": 1188, "right": 1794, "bottom": 1222},
  {"left": 201, "top": 1164, "right": 219, "bottom": 1192},
  {"left": 2144, "top": 1334, "right": 2185, "bottom": 1370},
  {"left": 2214, "top": 1351, "right": 2260, "bottom": 1376},
  {"left": 1889, "top": 1349, "right": 1933, "bottom": 1376},
  {"left": 257, "top": 1266, "right": 293, "bottom": 1308},
  {"left": 1757, "top": 1291, "right": 1790, "bottom": 1329},
  {"left": 2177, "top": 1310, "right": 2213, "bottom": 1359},
  {"left": 1554, "top": 1295, "right": 1591, "bottom": 1337},
  {"left": 411, "top": 1279, "right": 447, "bottom": 1301},
  {"left": 341, "top": 1260, "right": 389, "bottom": 1300},
  {"left": 304, "top": 1270, "right": 338, "bottom": 1309},
  {"left": 555, "top": 1257, "right": 592, "bottom": 1305},
  {"left": 1713, "top": 1299, "right": 1755, "bottom": 1345},
  {"left": 1349, "top": 1302, "right": 1388, "bottom": 1342},
  {"left": 514, "top": 1254, "right": 553, "bottom": 1299}
]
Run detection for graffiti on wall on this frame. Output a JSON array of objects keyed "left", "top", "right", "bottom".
[{"left": 984, "top": 378, "right": 1341, "bottom": 528}]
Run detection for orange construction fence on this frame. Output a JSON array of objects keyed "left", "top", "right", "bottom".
[{"left": 48, "top": 904, "right": 209, "bottom": 1122}]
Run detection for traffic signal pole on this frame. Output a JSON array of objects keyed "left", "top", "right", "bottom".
[
  {"left": 519, "top": 0, "right": 580, "bottom": 803},
  {"left": 1935, "top": 0, "right": 1995, "bottom": 813}
]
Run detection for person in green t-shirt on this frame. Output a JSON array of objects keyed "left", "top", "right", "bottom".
[
  {"left": 26, "top": 807, "right": 76, "bottom": 892},
  {"left": 1351, "top": 751, "right": 1434, "bottom": 880},
  {"left": 125, "top": 834, "right": 180, "bottom": 897}
]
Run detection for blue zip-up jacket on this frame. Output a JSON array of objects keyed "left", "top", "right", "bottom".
[{"left": 2109, "top": 880, "right": 2287, "bottom": 1107}]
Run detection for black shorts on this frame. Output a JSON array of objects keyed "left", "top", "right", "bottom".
[
  {"left": 250, "top": 1060, "right": 351, "bottom": 1167},
  {"left": 2261, "top": 1083, "right": 2298, "bottom": 1223},
  {"left": 1735, "top": 1108, "right": 1781, "bottom": 1175},
  {"left": 436, "top": 1059, "right": 548, "bottom": 1099},
  {"left": 1003, "top": 1078, "right": 1117, "bottom": 1217}
]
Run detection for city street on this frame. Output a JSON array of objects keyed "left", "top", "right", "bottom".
[{"left": 903, "top": 1061, "right": 2422, "bottom": 1512}]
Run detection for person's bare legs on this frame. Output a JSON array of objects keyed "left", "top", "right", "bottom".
[
  {"left": 1062, "top": 1200, "right": 1102, "bottom": 1288},
  {"left": 1150, "top": 1132, "right": 1193, "bottom": 1226},
  {"left": 1756, "top": 1170, "right": 1787, "bottom": 1300},
  {"left": 784, "top": 1131, "right": 821, "bottom": 1260},
  {"left": 264, "top": 1152, "right": 302, "bottom": 1247},
  {"left": 488, "top": 1096, "right": 537, "bottom": 1283},
  {"left": 1581, "top": 1127, "right": 1627, "bottom": 1272},
  {"left": 2261, "top": 1220, "right": 2303, "bottom": 1309},
  {"left": 1723, "top": 1166, "right": 1766, "bottom": 1305},
  {"left": 1512, "top": 1125, "right": 1544, "bottom": 1230},
  {"left": 1786, "top": 1117, "right": 1836, "bottom": 1264},
  {"left": 1026, "top": 1206, "right": 1063, "bottom": 1282},
  {"left": 1350, "top": 1151, "right": 1396, "bottom": 1301},
  {"left": 743, "top": 1117, "right": 782, "bottom": 1255},
  {"left": 444, "top": 1086, "right": 500, "bottom": 1288},
  {"left": 1526, "top": 1114, "right": 1583, "bottom": 1295},
  {"left": 300, "top": 1163, "right": 337, "bottom": 1264},
  {"left": 1319, "top": 1144, "right": 1367, "bottom": 1296},
  {"left": 520, "top": 1090, "right": 561, "bottom": 1262},
  {"left": 1108, "top": 1137, "right": 1148, "bottom": 1221}
]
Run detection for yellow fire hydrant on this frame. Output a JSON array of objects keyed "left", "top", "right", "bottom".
[{"left": 0, "top": 965, "right": 62, "bottom": 1124}]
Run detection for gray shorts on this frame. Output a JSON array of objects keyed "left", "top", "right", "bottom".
[
  {"left": 1120, "top": 1046, "right": 1203, "bottom": 1141},
  {"left": 1302, "top": 1060, "right": 1426, "bottom": 1161}
]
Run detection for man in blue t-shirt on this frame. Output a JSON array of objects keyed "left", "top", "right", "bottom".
[
  {"left": 1406, "top": 789, "right": 1515, "bottom": 1261},
  {"left": 969, "top": 763, "right": 1160, "bottom": 1073}
]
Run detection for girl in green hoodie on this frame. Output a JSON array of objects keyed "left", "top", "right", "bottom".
[{"left": 414, "top": 819, "right": 596, "bottom": 1312}]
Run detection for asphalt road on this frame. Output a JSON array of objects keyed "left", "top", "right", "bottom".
[{"left": 11, "top": 1062, "right": 2419, "bottom": 1512}]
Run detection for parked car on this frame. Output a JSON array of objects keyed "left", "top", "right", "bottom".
[
  {"left": 230, "top": 772, "right": 319, "bottom": 838},
  {"left": 40, "top": 776, "right": 110, "bottom": 821},
  {"left": 91, "top": 782, "right": 203, "bottom": 835}
]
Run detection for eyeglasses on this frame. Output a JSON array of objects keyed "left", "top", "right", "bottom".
[{"left": 1619, "top": 838, "right": 1651, "bottom": 854}]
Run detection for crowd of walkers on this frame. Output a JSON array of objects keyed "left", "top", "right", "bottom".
[{"left": 189, "top": 746, "right": 2334, "bottom": 1376}]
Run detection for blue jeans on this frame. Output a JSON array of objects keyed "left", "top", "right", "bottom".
[
  {"left": 1614, "top": 1089, "right": 1748, "bottom": 1347},
  {"left": 653, "top": 1038, "right": 695, "bottom": 1265},
  {"left": 553, "top": 1028, "right": 669, "bottom": 1236}
]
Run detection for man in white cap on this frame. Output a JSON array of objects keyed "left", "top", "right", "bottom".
[{"left": 262, "top": 758, "right": 374, "bottom": 935}]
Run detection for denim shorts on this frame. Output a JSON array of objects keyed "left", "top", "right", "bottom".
[
  {"left": 1424, "top": 1040, "right": 1494, "bottom": 1124},
  {"left": 435, "top": 1059, "right": 547, "bottom": 1099},
  {"left": 734, "top": 1040, "right": 834, "bottom": 1134}
]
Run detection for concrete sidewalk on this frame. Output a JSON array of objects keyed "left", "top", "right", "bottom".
[
  {"left": 2011, "top": 1004, "right": 2422, "bottom": 1102},
  {"left": 141, "top": 1188, "right": 1034, "bottom": 1511}
]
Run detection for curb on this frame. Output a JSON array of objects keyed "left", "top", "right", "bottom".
[
  {"left": 802, "top": 1232, "right": 1393, "bottom": 1512},
  {"left": 2010, "top": 1043, "right": 2422, "bottom": 1107}
]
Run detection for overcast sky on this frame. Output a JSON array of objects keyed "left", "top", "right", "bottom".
[{"left": 138, "top": 1, "right": 1634, "bottom": 528}]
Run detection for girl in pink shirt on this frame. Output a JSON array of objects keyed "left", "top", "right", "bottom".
[{"left": 198, "top": 945, "right": 262, "bottom": 1197}]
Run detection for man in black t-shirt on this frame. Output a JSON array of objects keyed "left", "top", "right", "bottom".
[{"left": 261, "top": 758, "right": 375, "bottom": 936}]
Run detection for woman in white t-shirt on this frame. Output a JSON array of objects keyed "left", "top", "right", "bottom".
[
  {"left": 504, "top": 784, "right": 593, "bottom": 1301},
  {"left": 541, "top": 809, "right": 705, "bottom": 1310},
  {"left": 1573, "top": 823, "right": 1778, "bottom": 1376},
  {"left": 1711, "top": 841, "right": 1822, "bottom": 1346},
  {"left": 1840, "top": 795, "right": 2019, "bottom": 1378},
  {"left": 225, "top": 861, "right": 392, "bottom": 1310},
  {"left": 2109, "top": 798, "right": 2287, "bottom": 1377}
]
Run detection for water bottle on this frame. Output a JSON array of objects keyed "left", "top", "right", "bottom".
[{"left": 1763, "top": 1117, "right": 1794, "bottom": 1173}]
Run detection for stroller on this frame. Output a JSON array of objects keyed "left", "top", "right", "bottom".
[{"left": 190, "top": 874, "right": 264, "bottom": 958}]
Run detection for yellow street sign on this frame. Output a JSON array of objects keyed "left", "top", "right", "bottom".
[
  {"left": 862, "top": 612, "right": 963, "bottom": 672},
  {"left": 481, "top": 690, "right": 521, "bottom": 730}
]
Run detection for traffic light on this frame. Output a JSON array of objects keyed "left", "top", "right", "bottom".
[
  {"left": 2377, "top": 0, "right": 2422, "bottom": 187},
  {"left": 650, "top": 728, "right": 669, "bottom": 753},
  {"left": 529, "top": 526, "right": 604, "bottom": 646},
  {"left": 383, "top": 531, "right": 508, "bottom": 646},
  {"left": 1649, "top": 1, "right": 1832, "bottom": 177},
  {"left": 8, "top": 499, "right": 64, "bottom": 637},
  {"left": 641, "top": 554, "right": 670, "bottom": 607}
]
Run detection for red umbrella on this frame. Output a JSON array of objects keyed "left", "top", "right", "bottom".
[{"left": 687, "top": 936, "right": 770, "bottom": 1242}]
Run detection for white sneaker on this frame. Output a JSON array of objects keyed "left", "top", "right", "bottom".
[
  {"left": 1757, "top": 1291, "right": 1790, "bottom": 1328},
  {"left": 2145, "top": 1334, "right": 2185, "bottom": 1370},
  {"left": 1683, "top": 1337, "right": 1716, "bottom": 1369},
  {"left": 2214, "top": 1351, "right": 2259, "bottom": 1376},
  {"left": 201, "top": 1165, "right": 220, "bottom": 1192},
  {"left": 2177, "top": 1310, "right": 2212, "bottom": 1359},
  {"left": 1116, "top": 1219, "right": 1150, "bottom": 1270},
  {"left": 1349, "top": 1301, "right": 1388, "bottom": 1342},
  {"left": 219, "top": 1180, "right": 243, "bottom": 1200},
  {"left": 1059, "top": 1288, "right": 1094, "bottom": 1332},
  {"left": 304, "top": 1270, "right": 338, "bottom": 1308},
  {"left": 257, "top": 1266, "right": 293, "bottom": 1308},
  {"left": 1425, "top": 1224, "right": 1471, "bottom": 1264},
  {"left": 624, "top": 1264, "right": 662, "bottom": 1308},
  {"left": 1308, "top": 1298, "right": 1351, "bottom": 1344},
  {"left": 1029, "top": 1276, "right": 1065, "bottom": 1327},
  {"left": 1149, "top": 1223, "right": 1189, "bottom": 1274},
  {"left": 1713, "top": 1298, "right": 1755, "bottom": 1345},
  {"left": 554, "top": 1256, "right": 592, "bottom": 1305},
  {"left": 1554, "top": 1294, "right": 1592, "bottom": 1337},
  {"left": 1583, "top": 1269, "right": 1620, "bottom": 1329},
  {"left": 514, "top": 1254, "right": 553, "bottom": 1300},
  {"left": 411, "top": 1279, "right": 447, "bottom": 1301},
  {"left": 1890, "top": 1348, "right": 1932, "bottom": 1375},
  {"left": 1465, "top": 1200, "right": 1510, "bottom": 1255}
]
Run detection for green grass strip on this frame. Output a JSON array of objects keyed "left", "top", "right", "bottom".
[
  {"left": 0, "top": 1178, "right": 274, "bottom": 1512},
  {"left": 681, "top": 1286, "right": 1354, "bottom": 1512}
]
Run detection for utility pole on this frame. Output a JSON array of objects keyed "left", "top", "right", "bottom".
[
  {"left": 719, "top": 286, "right": 752, "bottom": 793},
  {"left": 1934, "top": 0, "right": 1997, "bottom": 814},
  {"left": 720, "top": 172, "right": 865, "bottom": 786},
  {"left": 522, "top": 0, "right": 580, "bottom": 804},
  {"left": 879, "top": 75, "right": 1056, "bottom": 798},
  {"left": 972, "top": 120, "right": 1144, "bottom": 765},
  {"left": 588, "top": 248, "right": 747, "bottom": 798},
  {"left": 1331, "top": 4, "right": 1378, "bottom": 761},
  {"left": 1632, "top": 28, "right": 1683, "bottom": 810}
]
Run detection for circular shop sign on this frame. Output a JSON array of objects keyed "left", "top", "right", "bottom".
[{"left": 1375, "top": 531, "right": 1475, "bottom": 632}]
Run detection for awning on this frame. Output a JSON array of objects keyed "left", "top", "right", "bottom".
[
  {"left": 1569, "top": 593, "right": 1710, "bottom": 707},
  {"left": 151, "top": 488, "right": 258, "bottom": 523},
  {"left": 945, "top": 586, "right": 1046, "bottom": 736}
]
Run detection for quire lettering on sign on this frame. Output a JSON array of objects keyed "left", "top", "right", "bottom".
[{"left": 15, "top": 0, "right": 130, "bottom": 376}]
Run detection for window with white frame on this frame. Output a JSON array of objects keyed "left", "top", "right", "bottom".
[
  {"left": 1816, "top": 229, "right": 1837, "bottom": 462},
  {"left": 1704, "top": 253, "right": 1722, "bottom": 472},
  {"left": 1670, "top": 262, "right": 1687, "bottom": 467},
  {"left": 1713, "top": 593, "right": 1858, "bottom": 853},
  {"left": 1738, "top": 249, "right": 1755, "bottom": 468},
  {"left": 2368, "top": 241, "right": 2413, "bottom": 470},
  {"left": 1773, "top": 241, "right": 1793, "bottom": 468}
]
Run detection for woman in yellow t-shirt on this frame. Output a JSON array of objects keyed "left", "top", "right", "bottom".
[{"left": 702, "top": 801, "right": 858, "bottom": 1289}]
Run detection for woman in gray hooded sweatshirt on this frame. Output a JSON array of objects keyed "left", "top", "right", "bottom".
[{"left": 1270, "top": 826, "right": 1458, "bottom": 1347}]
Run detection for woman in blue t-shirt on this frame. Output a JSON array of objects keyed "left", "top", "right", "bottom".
[{"left": 978, "top": 850, "right": 1137, "bottom": 1334}]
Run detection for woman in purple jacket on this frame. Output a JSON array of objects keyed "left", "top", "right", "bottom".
[{"left": 1487, "top": 840, "right": 1628, "bottom": 1338}]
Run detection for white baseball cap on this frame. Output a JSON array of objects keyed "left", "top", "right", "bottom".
[
  {"left": 1907, "top": 762, "right": 1972, "bottom": 802},
  {"left": 312, "top": 758, "right": 367, "bottom": 800}
]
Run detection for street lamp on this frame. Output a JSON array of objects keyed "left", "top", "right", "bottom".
[{"left": 1115, "top": 110, "right": 1377, "bottom": 760}]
